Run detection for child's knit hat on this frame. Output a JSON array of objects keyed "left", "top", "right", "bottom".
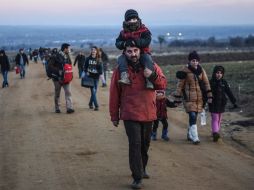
[
  {"left": 188, "top": 51, "right": 200, "bottom": 61},
  {"left": 125, "top": 9, "right": 139, "bottom": 21}
]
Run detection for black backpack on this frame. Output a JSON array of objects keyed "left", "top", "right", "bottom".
[{"left": 46, "top": 56, "right": 59, "bottom": 80}]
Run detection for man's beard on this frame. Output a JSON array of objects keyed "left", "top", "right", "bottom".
[{"left": 130, "top": 56, "right": 138, "bottom": 63}]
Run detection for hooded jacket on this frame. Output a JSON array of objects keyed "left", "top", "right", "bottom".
[
  {"left": 208, "top": 66, "right": 236, "bottom": 113},
  {"left": 115, "top": 24, "right": 151, "bottom": 53},
  {"left": 174, "top": 64, "right": 212, "bottom": 113}
]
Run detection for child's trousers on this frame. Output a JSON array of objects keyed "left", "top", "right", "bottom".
[{"left": 211, "top": 113, "right": 222, "bottom": 133}]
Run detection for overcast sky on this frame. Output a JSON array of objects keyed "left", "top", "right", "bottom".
[{"left": 0, "top": 0, "right": 253, "bottom": 26}]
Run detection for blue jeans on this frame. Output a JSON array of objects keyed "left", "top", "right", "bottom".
[
  {"left": 20, "top": 64, "right": 26, "bottom": 78},
  {"left": 188, "top": 112, "right": 198, "bottom": 126},
  {"left": 78, "top": 68, "right": 83, "bottom": 78},
  {"left": 89, "top": 79, "right": 99, "bottom": 108},
  {"left": 2, "top": 71, "right": 8, "bottom": 86}
]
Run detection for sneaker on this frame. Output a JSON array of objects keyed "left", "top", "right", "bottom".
[
  {"left": 131, "top": 180, "right": 143, "bottom": 189},
  {"left": 118, "top": 72, "right": 131, "bottom": 85},
  {"left": 94, "top": 107, "right": 99, "bottom": 111},
  {"left": 89, "top": 105, "right": 94, "bottom": 109},
  {"left": 213, "top": 132, "right": 220, "bottom": 142},
  {"left": 66, "top": 109, "right": 75, "bottom": 114},
  {"left": 143, "top": 170, "right": 150, "bottom": 179},
  {"left": 162, "top": 135, "right": 170, "bottom": 141},
  {"left": 102, "top": 83, "right": 107, "bottom": 87},
  {"left": 55, "top": 109, "right": 61, "bottom": 113}
]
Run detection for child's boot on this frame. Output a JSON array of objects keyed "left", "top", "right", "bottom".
[
  {"left": 145, "top": 78, "right": 154, "bottom": 89},
  {"left": 161, "top": 129, "right": 170, "bottom": 141},
  {"left": 190, "top": 124, "right": 200, "bottom": 145},
  {"left": 118, "top": 71, "right": 131, "bottom": 85},
  {"left": 213, "top": 132, "right": 220, "bottom": 142},
  {"left": 151, "top": 131, "right": 157, "bottom": 141}
]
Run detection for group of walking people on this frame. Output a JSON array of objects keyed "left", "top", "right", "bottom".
[
  {"left": 45, "top": 43, "right": 109, "bottom": 113},
  {"left": 0, "top": 8, "right": 239, "bottom": 190},
  {"left": 0, "top": 48, "right": 29, "bottom": 88},
  {"left": 109, "top": 9, "right": 238, "bottom": 189}
]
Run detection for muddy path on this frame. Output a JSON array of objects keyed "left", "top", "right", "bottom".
[{"left": 0, "top": 62, "right": 253, "bottom": 190}]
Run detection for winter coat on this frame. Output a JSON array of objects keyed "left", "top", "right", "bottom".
[
  {"left": 84, "top": 56, "right": 102, "bottom": 80},
  {"left": 174, "top": 65, "right": 212, "bottom": 113},
  {"left": 156, "top": 97, "right": 168, "bottom": 119},
  {"left": 109, "top": 62, "right": 167, "bottom": 122},
  {"left": 47, "top": 51, "right": 72, "bottom": 81},
  {"left": 209, "top": 79, "right": 236, "bottom": 113},
  {"left": 0, "top": 55, "right": 10, "bottom": 72},
  {"left": 15, "top": 53, "right": 29, "bottom": 66},
  {"left": 74, "top": 54, "right": 86, "bottom": 69},
  {"left": 115, "top": 24, "right": 151, "bottom": 53}
]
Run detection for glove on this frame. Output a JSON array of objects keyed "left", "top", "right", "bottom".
[
  {"left": 112, "top": 120, "right": 119, "bottom": 127},
  {"left": 124, "top": 39, "right": 136, "bottom": 48}
]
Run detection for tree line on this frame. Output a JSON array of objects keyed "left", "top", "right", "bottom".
[{"left": 157, "top": 35, "right": 254, "bottom": 48}]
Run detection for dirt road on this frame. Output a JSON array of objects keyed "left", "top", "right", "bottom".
[{"left": 0, "top": 62, "right": 253, "bottom": 190}]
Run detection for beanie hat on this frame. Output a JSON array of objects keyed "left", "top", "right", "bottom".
[
  {"left": 213, "top": 65, "right": 225, "bottom": 74},
  {"left": 188, "top": 51, "right": 200, "bottom": 61},
  {"left": 61, "top": 43, "right": 70, "bottom": 51},
  {"left": 125, "top": 9, "right": 139, "bottom": 21}
]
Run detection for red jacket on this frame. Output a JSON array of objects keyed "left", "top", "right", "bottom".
[
  {"left": 109, "top": 63, "right": 167, "bottom": 122},
  {"left": 156, "top": 97, "right": 168, "bottom": 119},
  {"left": 115, "top": 24, "right": 151, "bottom": 53}
]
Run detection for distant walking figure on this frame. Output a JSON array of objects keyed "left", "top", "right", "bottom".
[
  {"left": 84, "top": 46, "right": 102, "bottom": 111},
  {"left": 0, "top": 50, "right": 10, "bottom": 88},
  {"left": 15, "top": 48, "right": 29, "bottom": 79},
  {"left": 74, "top": 51, "right": 86, "bottom": 78},
  {"left": 47, "top": 43, "right": 74, "bottom": 114}
]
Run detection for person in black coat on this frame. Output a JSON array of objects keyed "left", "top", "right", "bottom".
[
  {"left": 0, "top": 50, "right": 10, "bottom": 88},
  {"left": 15, "top": 48, "right": 29, "bottom": 79},
  {"left": 208, "top": 65, "right": 238, "bottom": 142},
  {"left": 74, "top": 52, "right": 86, "bottom": 78}
]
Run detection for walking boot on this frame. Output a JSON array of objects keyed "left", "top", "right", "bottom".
[
  {"left": 118, "top": 71, "right": 131, "bottom": 85},
  {"left": 213, "top": 132, "right": 220, "bottom": 142},
  {"left": 161, "top": 129, "right": 170, "bottom": 141},
  {"left": 131, "top": 179, "right": 143, "bottom": 189},
  {"left": 151, "top": 131, "right": 157, "bottom": 141},
  {"left": 190, "top": 124, "right": 200, "bottom": 145},
  {"left": 143, "top": 170, "right": 150, "bottom": 179}
]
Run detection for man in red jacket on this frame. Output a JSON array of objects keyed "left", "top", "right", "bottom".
[{"left": 109, "top": 39, "right": 167, "bottom": 189}]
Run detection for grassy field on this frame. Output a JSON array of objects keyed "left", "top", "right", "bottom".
[{"left": 160, "top": 60, "right": 254, "bottom": 117}]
